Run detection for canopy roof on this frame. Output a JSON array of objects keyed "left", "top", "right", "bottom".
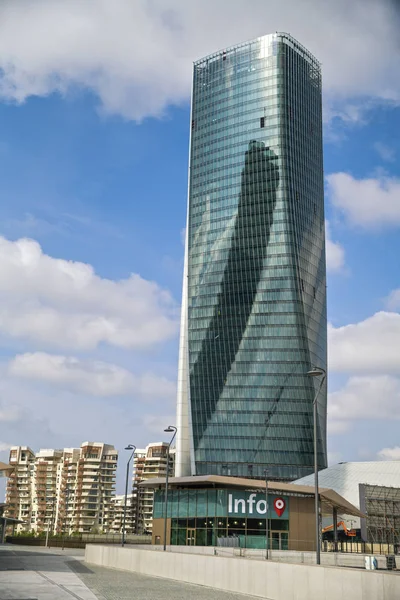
[
  {"left": 0, "top": 516, "right": 24, "bottom": 524},
  {"left": 140, "top": 474, "right": 365, "bottom": 518}
]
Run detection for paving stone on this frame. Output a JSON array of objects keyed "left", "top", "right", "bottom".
[
  {"left": 0, "top": 545, "right": 260, "bottom": 599},
  {"left": 0, "top": 546, "right": 97, "bottom": 600},
  {"left": 72, "top": 561, "right": 260, "bottom": 600}
]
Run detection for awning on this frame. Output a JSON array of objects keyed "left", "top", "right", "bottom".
[{"left": 0, "top": 517, "right": 24, "bottom": 524}]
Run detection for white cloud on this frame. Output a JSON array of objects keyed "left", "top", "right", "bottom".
[
  {"left": 328, "top": 419, "right": 351, "bottom": 436},
  {"left": 0, "top": 406, "right": 22, "bottom": 423},
  {"left": 0, "top": 391, "right": 58, "bottom": 458},
  {"left": 325, "top": 221, "right": 345, "bottom": 273},
  {"left": 329, "top": 312, "right": 400, "bottom": 373},
  {"left": 142, "top": 414, "right": 176, "bottom": 436},
  {"left": 328, "top": 308, "right": 400, "bottom": 438},
  {"left": 0, "top": 236, "right": 178, "bottom": 350},
  {"left": 374, "top": 142, "right": 396, "bottom": 163},
  {"left": 328, "top": 375, "right": 400, "bottom": 437},
  {"left": 327, "top": 172, "right": 400, "bottom": 229},
  {"left": 8, "top": 352, "right": 176, "bottom": 399},
  {"left": 386, "top": 289, "right": 400, "bottom": 311},
  {"left": 0, "top": 442, "right": 12, "bottom": 452},
  {"left": 378, "top": 446, "right": 400, "bottom": 461},
  {"left": 0, "top": 374, "right": 178, "bottom": 496},
  {"left": 0, "top": 0, "right": 397, "bottom": 121}
]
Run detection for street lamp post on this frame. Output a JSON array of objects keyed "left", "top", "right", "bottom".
[
  {"left": 306, "top": 366, "right": 326, "bottom": 565},
  {"left": 62, "top": 488, "right": 71, "bottom": 551},
  {"left": 163, "top": 426, "right": 177, "bottom": 551},
  {"left": 45, "top": 496, "right": 56, "bottom": 549},
  {"left": 122, "top": 444, "right": 136, "bottom": 547},
  {"left": 264, "top": 469, "right": 269, "bottom": 560}
]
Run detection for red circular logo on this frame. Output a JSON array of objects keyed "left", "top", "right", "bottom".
[{"left": 273, "top": 497, "right": 286, "bottom": 517}]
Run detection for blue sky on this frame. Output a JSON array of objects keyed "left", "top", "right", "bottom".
[{"left": 0, "top": 0, "right": 399, "bottom": 495}]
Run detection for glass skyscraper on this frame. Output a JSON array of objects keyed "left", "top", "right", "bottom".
[{"left": 176, "top": 33, "right": 327, "bottom": 482}]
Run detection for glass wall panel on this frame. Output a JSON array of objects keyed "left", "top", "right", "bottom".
[
  {"left": 207, "top": 489, "right": 217, "bottom": 517},
  {"left": 177, "top": 490, "right": 189, "bottom": 517},
  {"left": 170, "top": 490, "right": 179, "bottom": 518},
  {"left": 196, "top": 489, "right": 207, "bottom": 517}
]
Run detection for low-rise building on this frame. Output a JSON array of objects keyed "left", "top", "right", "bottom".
[{"left": 142, "top": 475, "right": 363, "bottom": 550}]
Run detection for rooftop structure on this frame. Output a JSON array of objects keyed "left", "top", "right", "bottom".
[
  {"left": 294, "top": 461, "right": 400, "bottom": 530},
  {"left": 141, "top": 474, "right": 364, "bottom": 518}
]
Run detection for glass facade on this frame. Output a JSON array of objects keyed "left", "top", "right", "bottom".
[
  {"left": 176, "top": 33, "right": 327, "bottom": 481},
  {"left": 153, "top": 488, "right": 289, "bottom": 548}
]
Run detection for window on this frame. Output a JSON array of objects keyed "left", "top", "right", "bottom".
[{"left": 260, "top": 117, "right": 265, "bottom": 128}]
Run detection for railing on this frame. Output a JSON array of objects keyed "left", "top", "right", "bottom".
[
  {"left": 323, "top": 540, "right": 400, "bottom": 556},
  {"left": 6, "top": 533, "right": 151, "bottom": 548}
]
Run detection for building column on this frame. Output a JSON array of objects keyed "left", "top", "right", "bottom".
[{"left": 333, "top": 507, "right": 338, "bottom": 552}]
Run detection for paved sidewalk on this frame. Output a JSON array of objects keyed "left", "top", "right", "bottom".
[
  {"left": 0, "top": 545, "right": 96, "bottom": 599},
  {"left": 71, "top": 560, "right": 260, "bottom": 600},
  {"left": 0, "top": 545, "right": 260, "bottom": 599}
]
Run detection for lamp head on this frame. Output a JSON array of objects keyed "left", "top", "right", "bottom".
[
  {"left": 125, "top": 444, "right": 135, "bottom": 450},
  {"left": 307, "top": 367, "right": 326, "bottom": 378},
  {"left": 164, "top": 426, "right": 176, "bottom": 433}
]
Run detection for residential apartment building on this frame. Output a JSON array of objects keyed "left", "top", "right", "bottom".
[
  {"left": 132, "top": 443, "right": 175, "bottom": 533},
  {"left": 33, "top": 448, "right": 65, "bottom": 534},
  {"left": 6, "top": 446, "right": 35, "bottom": 528},
  {"left": 110, "top": 493, "right": 136, "bottom": 534},
  {"left": 5, "top": 442, "right": 118, "bottom": 534},
  {"left": 73, "top": 442, "right": 117, "bottom": 533}
]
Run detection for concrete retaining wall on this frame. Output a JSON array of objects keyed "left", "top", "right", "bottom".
[
  {"left": 85, "top": 544, "right": 400, "bottom": 600},
  {"left": 144, "top": 544, "right": 398, "bottom": 569}
]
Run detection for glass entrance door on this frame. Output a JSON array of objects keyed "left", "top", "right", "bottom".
[
  {"left": 187, "top": 528, "right": 196, "bottom": 546},
  {"left": 271, "top": 531, "right": 289, "bottom": 550}
]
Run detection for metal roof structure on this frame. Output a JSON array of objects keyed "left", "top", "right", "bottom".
[
  {"left": 293, "top": 461, "right": 400, "bottom": 528},
  {"left": 140, "top": 474, "right": 364, "bottom": 518},
  {"left": 0, "top": 516, "right": 23, "bottom": 524}
]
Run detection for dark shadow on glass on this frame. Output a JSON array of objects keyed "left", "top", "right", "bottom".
[{"left": 190, "top": 140, "right": 279, "bottom": 455}]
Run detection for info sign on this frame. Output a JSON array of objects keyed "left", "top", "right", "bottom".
[{"left": 227, "top": 491, "right": 289, "bottom": 519}]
